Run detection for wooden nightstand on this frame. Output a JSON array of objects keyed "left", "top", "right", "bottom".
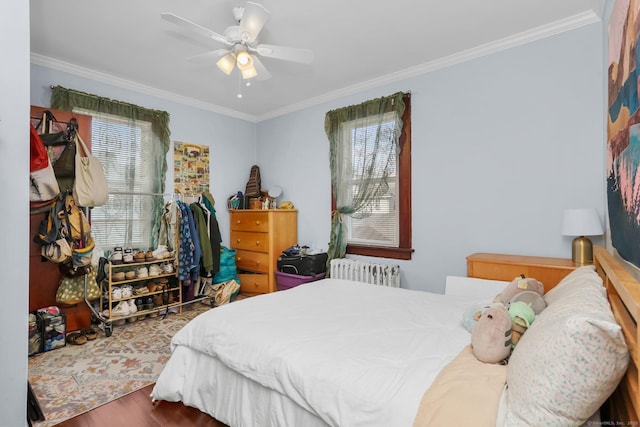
[{"left": 466, "top": 253, "right": 578, "bottom": 293}]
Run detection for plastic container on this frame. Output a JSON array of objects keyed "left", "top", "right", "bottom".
[{"left": 275, "top": 271, "right": 326, "bottom": 291}]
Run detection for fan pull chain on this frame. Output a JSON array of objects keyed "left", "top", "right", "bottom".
[{"left": 237, "top": 71, "right": 243, "bottom": 99}]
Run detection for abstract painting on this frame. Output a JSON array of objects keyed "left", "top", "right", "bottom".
[{"left": 608, "top": 0, "right": 640, "bottom": 267}]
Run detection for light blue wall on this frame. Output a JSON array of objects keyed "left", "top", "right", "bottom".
[
  {"left": 258, "top": 22, "right": 605, "bottom": 293},
  {"left": 2, "top": 2, "right": 29, "bottom": 425}
]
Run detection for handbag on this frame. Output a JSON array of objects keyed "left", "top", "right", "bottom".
[
  {"left": 58, "top": 192, "right": 91, "bottom": 242},
  {"left": 38, "top": 111, "right": 76, "bottom": 192},
  {"left": 56, "top": 268, "right": 100, "bottom": 305},
  {"left": 73, "top": 133, "right": 109, "bottom": 207},
  {"left": 29, "top": 124, "right": 60, "bottom": 204}
]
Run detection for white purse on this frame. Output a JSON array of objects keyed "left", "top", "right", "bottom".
[{"left": 73, "top": 134, "right": 109, "bottom": 207}]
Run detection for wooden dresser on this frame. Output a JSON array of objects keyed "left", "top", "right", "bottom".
[
  {"left": 229, "top": 209, "right": 297, "bottom": 294},
  {"left": 466, "top": 252, "right": 577, "bottom": 293}
]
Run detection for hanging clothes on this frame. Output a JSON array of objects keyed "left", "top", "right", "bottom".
[
  {"left": 158, "top": 200, "right": 181, "bottom": 253},
  {"left": 203, "top": 191, "right": 222, "bottom": 274},
  {"left": 176, "top": 200, "right": 199, "bottom": 280},
  {"left": 190, "top": 202, "right": 214, "bottom": 275}
]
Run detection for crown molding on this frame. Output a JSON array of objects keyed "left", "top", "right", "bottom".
[
  {"left": 30, "top": 53, "right": 258, "bottom": 122},
  {"left": 32, "top": 10, "right": 600, "bottom": 124},
  {"left": 256, "top": 10, "right": 601, "bottom": 121}
]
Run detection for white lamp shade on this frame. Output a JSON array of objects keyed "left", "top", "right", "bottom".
[
  {"left": 236, "top": 50, "right": 254, "bottom": 71},
  {"left": 241, "top": 66, "right": 257, "bottom": 79},
  {"left": 216, "top": 54, "right": 236, "bottom": 75},
  {"left": 562, "top": 208, "right": 603, "bottom": 237}
]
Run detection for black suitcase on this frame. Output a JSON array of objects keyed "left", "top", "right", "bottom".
[{"left": 277, "top": 253, "right": 328, "bottom": 276}]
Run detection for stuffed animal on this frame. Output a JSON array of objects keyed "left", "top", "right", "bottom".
[
  {"left": 470, "top": 305, "right": 513, "bottom": 364},
  {"left": 462, "top": 302, "right": 505, "bottom": 332},
  {"left": 507, "top": 301, "right": 536, "bottom": 348},
  {"left": 509, "top": 290, "right": 546, "bottom": 315},
  {"left": 494, "top": 274, "right": 544, "bottom": 304}
]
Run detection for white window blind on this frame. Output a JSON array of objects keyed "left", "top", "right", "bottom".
[
  {"left": 342, "top": 112, "right": 399, "bottom": 247},
  {"left": 74, "top": 108, "right": 157, "bottom": 251}
]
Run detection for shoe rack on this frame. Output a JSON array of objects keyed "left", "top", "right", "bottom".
[{"left": 99, "top": 257, "right": 180, "bottom": 337}]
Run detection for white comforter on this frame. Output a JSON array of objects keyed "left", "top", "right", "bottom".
[{"left": 153, "top": 279, "right": 479, "bottom": 427}]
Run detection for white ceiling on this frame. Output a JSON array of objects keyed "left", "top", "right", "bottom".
[{"left": 30, "top": 0, "right": 606, "bottom": 122}]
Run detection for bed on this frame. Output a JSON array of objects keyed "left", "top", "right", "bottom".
[{"left": 151, "top": 246, "right": 639, "bottom": 426}]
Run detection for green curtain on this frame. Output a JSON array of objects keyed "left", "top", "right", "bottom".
[
  {"left": 325, "top": 92, "right": 406, "bottom": 271},
  {"left": 50, "top": 85, "right": 171, "bottom": 247}
]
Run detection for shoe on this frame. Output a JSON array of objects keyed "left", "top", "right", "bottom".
[
  {"left": 112, "top": 272, "right": 125, "bottom": 282},
  {"left": 152, "top": 245, "right": 170, "bottom": 260},
  {"left": 81, "top": 327, "right": 98, "bottom": 341},
  {"left": 125, "top": 270, "right": 136, "bottom": 280},
  {"left": 120, "top": 284, "right": 133, "bottom": 298},
  {"left": 145, "top": 249, "right": 155, "bottom": 262},
  {"left": 134, "top": 284, "right": 148, "bottom": 295},
  {"left": 110, "top": 247, "right": 123, "bottom": 264},
  {"left": 148, "top": 264, "right": 161, "bottom": 276},
  {"left": 111, "top": 301, "right": 130, "bottom": 317},
  {"left": 123, "top": 248, "right": 134, "bottom": 264},
  {"left": 134, "top": 251, "right": 146, "bottom": 263},
  {"left": 136, "top": 266, "right": 149, "bottom": 279},
  {"left": 127, "top": 299, "right": 138, "bottom": 314},
  {"left": 162, "top": 262, "right": 174, "bottom": 274},
  {"left": 66, "top": 331, "right": 87, "bottom": 345},
  {"left": 111, "top": 286, "right": 122, "bottom": 300}
]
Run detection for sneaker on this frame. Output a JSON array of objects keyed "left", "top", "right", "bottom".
[
  {"left": 127, "top": 299, "right": 138, "bottom": 314},
  {"left": 145, "top": 249, "right": 155, "bottom": 262},
  {"left": 111, "top": 301, "right": 130, "bottom": 317},
  {"left": 162, "top": 262, "right": 174, "bottom": 274},
  {"left": 123, "top": 248, "right": 134, "bottom": 264},
  {"left": 120, "top": 284, "right": 133, "bottom": 298},
  {"left": 125, "top": 270, "right": 136, "bottom": 280},
  {"left": 110, "top": 248, "right": 123, "bottom": 265},
  {"left": 112, "top": 271, "right": 125, "bottom": 282},
  {"left": 111, "top": 286, "right": 122, "bottom": 299},
  {"left": 134, "top": 284, "right": 148, "bottom": 295},
  {"left": 148, "top": 264, "right": 161, "bottom": 276},
  {"left": 136, "top": 267, "right": 149, "bottom": 279},
  {"left": 152, "top": 245, "right": 170, "bottom": 260}
]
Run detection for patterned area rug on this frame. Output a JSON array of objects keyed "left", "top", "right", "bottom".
[{"left": 28, "top": 302, "right": 213, "bottom": 426}]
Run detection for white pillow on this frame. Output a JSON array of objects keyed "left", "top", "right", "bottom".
[
  {"left": 444, "top": 275, "right": 508, "bottom": 299},
  {"left": 543, "top": 265, "right": 602, "bottom": 305},
  {"left": 505, "top": 266, "right": 629, "bottom": 426}
]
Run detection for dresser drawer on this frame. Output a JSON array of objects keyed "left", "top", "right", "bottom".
[
  {"left": 231, "top": 231, "right": 269, "bottom": 253},
  {"left": 235, "top": 249, "right": 269, "bottom": 273},
  {"left": 238, "top": 273, "right": 270, "bottom": 294},
  {"left": 230, "top": 212, "right": 269, "bottom": 232}
]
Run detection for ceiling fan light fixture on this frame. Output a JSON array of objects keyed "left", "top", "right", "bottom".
[
  {"left": 236, "top": 50, "right": 254, "bottom": 70},
  {"left": 216, "top": 53, "right": 236, "bottom": 75},
  {"left": 241, "top": 66, "right": 257, "bottom": 79}
]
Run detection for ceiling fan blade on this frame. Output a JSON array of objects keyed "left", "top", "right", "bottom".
[
  {"left": 161, "top": 13, "right": 231, "bottom": 45},
  {"left": 251, "top": 55, "right": 272, "bottom": 81},
  {"left": 256, "top": 44, "right": 314, "bottom": 64},
  {"left": 238, "top": 2, "right": 270, "bottom": 43},
  {"left": 186, "top": 48, "right": 230, "bottom": 63}
]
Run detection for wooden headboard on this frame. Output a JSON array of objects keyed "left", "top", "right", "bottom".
[{"left": 593, "top": 246, "right": 640, "bottom": 423}]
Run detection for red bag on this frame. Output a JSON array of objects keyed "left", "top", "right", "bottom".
[
  {"left": 30, "top": 124, "right": 49, "bottom": 171},
  {"left": 30, "top": 124, "right": 60, "bottom": 203}
]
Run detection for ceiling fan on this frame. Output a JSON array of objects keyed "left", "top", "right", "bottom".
[{"left": 161, "top": 2, "right": 314, "bottom": 82}]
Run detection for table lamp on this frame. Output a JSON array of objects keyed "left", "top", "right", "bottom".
[{"left": 562, "top": 208, "right": 604, "bottom": 264}]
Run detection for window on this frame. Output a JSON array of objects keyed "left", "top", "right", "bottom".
[
  {"left": 329, "top": 92, "right": 413, "bottom": 260},
  {"left": 74, "top": 109, "right": 159, "bottom": 250}
]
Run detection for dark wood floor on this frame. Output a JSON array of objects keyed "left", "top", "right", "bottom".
[{"left": 56, "top": 384, "right": 229, "bottom": 427}]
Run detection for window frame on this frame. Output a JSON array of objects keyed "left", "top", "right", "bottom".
[{"left": 331, "top": 93, "right": 413, "bottom": 260}]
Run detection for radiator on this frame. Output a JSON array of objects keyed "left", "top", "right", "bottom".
[{"left": 329, "top": 259, "right": 400, "bottom": 288}]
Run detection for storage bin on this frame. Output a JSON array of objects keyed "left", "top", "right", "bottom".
[
  {"left": 275, "top": 271, "right": 325, "bottom": 291},
  {"left": 38, "top": 311, "right": 66, "bottom": 352},
  {"left": 28, "top": 312, "right": 42, "bottom": 356}
]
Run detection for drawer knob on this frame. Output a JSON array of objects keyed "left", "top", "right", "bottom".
[
  {"left": 255, "top": 241, "right": 260, "bottom": 246},
  {"left": 236, "top": 239, "right": 241, "bottom": 243},
  {"left": 255, "top": 221, "right": 261, "bottom": 225},
  {"left": 255, "top": 261, "right": 260, "bottom": 266},
  {"left": 236, "top": 220, "right": 241, "bottom": 224}
]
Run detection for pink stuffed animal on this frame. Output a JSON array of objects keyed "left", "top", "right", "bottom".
[{"left": 470, "top": 305, "right": 513, "bottom": 364}]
